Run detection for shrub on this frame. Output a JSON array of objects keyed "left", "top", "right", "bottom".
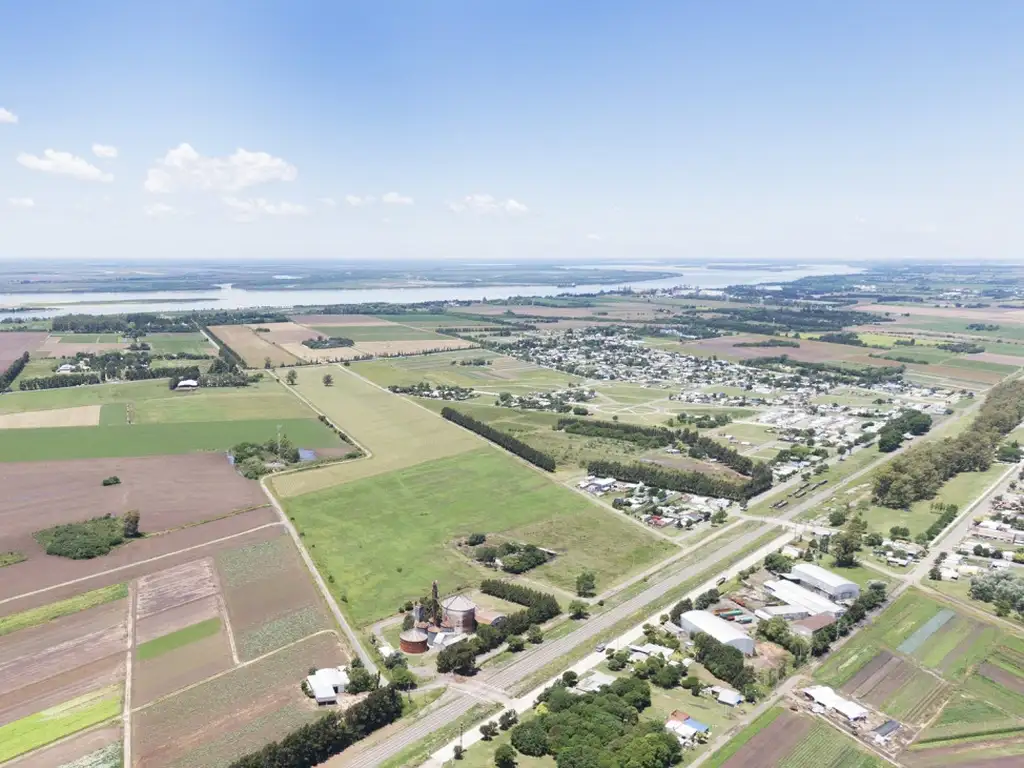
[
  {"left": 36, "top": 515, "right": 125, "bottom": 559},
  {"left": 101, "top": 476, "right": 121, "bottom": 486}
]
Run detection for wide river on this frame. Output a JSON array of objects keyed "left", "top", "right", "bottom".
[{"left": 0, "top": 263, "right": 860, "bottom": 318}]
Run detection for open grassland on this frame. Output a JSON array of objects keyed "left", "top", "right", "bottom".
[
  {"left": 269, "top": 367, "right": 479, "bottom": 497},
  {"left": 0, "top": 379, "right": 173, "bottom": 414},
  {"left": 208, "top": 324, "right": 300, "bottom": 366},
  {"left": 309, "top": 322, "right": 448, "bottom": 341},
  {"left": 0, "top": 417, "right": 338, "bottom": 462},
  {"left": 0, "top": 686, "right": 121, "bottom": 764},
  {"left": 0, "top": 583, "right": 127, "bottom": 636},
  {"left": 136, "top": 618, "right": 221, "bottom": 661},
  {"left": 132, "top": 381, "right": 315, "bottom": 424},
  {"left": 284, "top": 447, "right": 673, "bottom": 626},
  {"left": 143, "top": 333, "right": 216, "bottom": 356}
]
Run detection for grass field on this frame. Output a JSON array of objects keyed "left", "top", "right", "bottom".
[
  {"left": 0, "top": 583, "right": 127, "bottom": 636},
  {"left": 0, "top": 685, "right": 121, "bottom": 763},
  {"left": 309, "top": 323, "right": 447, "bottom": 341},
  {"left": 142, "top": 332, "right": 216, "bottom": 356},
  {"left": 0, "top": 418, "right": 339, "bottom": 462},
  {"left": 269, "top": 367, "right": 479, "bottom": 497},
  {"left": 132, "top": 384, "right": 315, "bottom": 424},
  {"left": 137, "top": 618, "right": 222, "bottom": 661},
  {"left": 0, "top": 379, "right": 173, "bottom": 414},
  {"left": 54, "top": 333, "right": 124, "bottom": 343},
  {"left": 284, "top": 447, "right": 674, "bottom": 626}
]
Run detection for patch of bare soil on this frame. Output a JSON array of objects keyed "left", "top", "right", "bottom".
[
  {"left": 0, "top": 654, "right": 124, "bottom": 728},
  {"left": 0, "top": 332, "right": 48, "bottom": 369},
  {"left": 222, "top": 560, "right": 319, "bottom": 633},
  {"left": 136, "top": 560, "right": 217, "bottom": 619},
  {"left": 978, "top": 662, "right": 1024, "bottom": 695},
  {"left": 132, "top": 630, "right": 234, "bottom": 706},
  {"left": 135, "top": 595, "right": 220, "bottom": 645},
  {"left": 843, "top": 650, "right": 895, "bottom": 695}
]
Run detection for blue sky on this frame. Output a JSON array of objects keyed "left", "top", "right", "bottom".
[{"left": 1, "top": 1, "right": 1022, "bottom": 261}]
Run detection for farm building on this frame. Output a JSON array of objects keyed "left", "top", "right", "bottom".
[
  {"left": 678, "top": 610, "right": 755, "bottom": 656},
  {"left": 765, "top": 579, "right": 844, "bottom": 617},
  {"left": 441, "top": 594, "right": 477, "bottom": 633},
  {"left": 754, "top": 604, "right": 810, "bottom": 621},
  {"left": 576, "top": 670, "right": 616, "bottom": 694},
  {"left": 802, "top": 685, "right": 868, "bottom": 721},
  {"left": 175, "top": 378, "right": 199, "bottom": 391},
  {"left": 399, "top": 628, "right": 429, "bottom": 654},
  {"left": 791, "top": 613, "right": 837, "bottom": 639},
  {"left": 790, "top": 563, "right": 860, "bottom": 601},
  {"left": 304, "top": 667, "right": 349, "bottom": 705}
]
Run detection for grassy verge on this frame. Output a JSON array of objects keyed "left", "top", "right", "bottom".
[
  {"left": 137, "top": 618, "right": 221, "bottom": 660},
  {"left": 703, "top": 706, "right": 784, "bottom": 768},
  {"left": 378, "top": 702, "right": 501, "bottom": 768},
  {"left": 0, "top": 583, "right": 128, "bottom": 638},
  {"left": 400, "top": 687, "right": 446, "bottom": 718},
  {"left": 0, "top": 685, "right": 121, "bottom": 763},
  {"left": 0, "top": 551, "right": 26, "bottom": 568}
]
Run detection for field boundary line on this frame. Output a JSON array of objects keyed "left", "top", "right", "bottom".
[
  {"left": 209, "top": 560, "right": 240, "bottom": 665},
  {"left": 0, "top": 521, "right": 283, "bottom": 608},
  {"left": 130, "top": 628, "right": 342, "bottom": 714},
  {"left": 123, "top": 581, "right": 136, "bottom": 768}
]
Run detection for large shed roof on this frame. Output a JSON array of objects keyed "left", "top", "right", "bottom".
[
  {"left": 680, "top": 610, "right": 752, "bottom": 645},
  {"left": 765, "top": 580, "right": 843, "bottom": 616},
  {"left": 791, "top": 563, "right": 858, "bottom": 590}
]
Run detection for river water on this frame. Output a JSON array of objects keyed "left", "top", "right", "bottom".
[{"left": 0, "top": 263, "right": 860, "bottom": 318}]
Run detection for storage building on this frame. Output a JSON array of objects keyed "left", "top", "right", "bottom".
[
  {"left": 441, "top": 594, "right": 477, "bottom": 633},
  {"left": 802, "top": 685, "right": 867, "bottom": 721},
  {"left": 790, "top": 563, "right": 860, "bottom": 601},
  {"left": 765, "top": 580, "right": 844, "bottom": 617},
  {"left": 678, "top": 610, "right": 755, "bottom": 656},
  {"left": 399, "top": 628, "right": 429, "bottom": 654}
]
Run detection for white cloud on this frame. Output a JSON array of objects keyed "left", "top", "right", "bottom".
[
  {"left": 0, "top": 108, "right": 17, "bottom": 124},
  {"left": 17, "top": 149, "right": 113, "bottom": 182},
  {"left": 145, "top": 143, "right": 297, "bottom": 194},
  {"left": 587, "top": 233, "right": 602, "bottom": 241},
  {"left": 344, "top": 194, "right": 374, "bottom": 206},
  {"left": 222, "top": 196, "right": 309, "bottom": 221},
  {"left": 8, "top": 197, "right": 34, "bottom": 208},
  {"left": 447, "top": 193, "right": 528, "bottom": 215},
  {"left": 144, "top": 202, "right": 176, "bottom": 217},
  {"left": 92, "top": 144, "right": 118, "bottom": 159},
  {"left": 381, "top": 191, "right": 413, "bottom": 205},
  {"left": 318, "top": 197, "right": 337, "bottom": 207}
]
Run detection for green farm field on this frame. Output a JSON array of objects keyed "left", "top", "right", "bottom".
[
  {"left": 137, "top": 618, "right": 221, "bottom": 661},
  {"left": 0, "top": 379, "right": 173, "bottom": 414},
  {"left": 143, "top": 332, "right": 217, "bottom": 355},
  {"left": 132, "top": 381, "right": 316, "bottom": 424},
  {"left": 269, "top": 367, "right": 479, "bottom": 497},
  {"left": 309, "top": 323, "right": 445, "bottom": 341},
  {"left": 283, "top": 447, "right": 674, "bottom": 626},
  {"left": 0, "top": 418, "right": 338, "bottom": 461},
  {"left": 0, "top": 685, "right": 121, "bottom": 763},
  {"left": 53, "top": 333, "right": 124, "bottom": 343}
]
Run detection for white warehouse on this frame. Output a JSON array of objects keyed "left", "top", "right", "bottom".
[
  {"left": 765, "top": 580, "right": 844, "bottom": 617},
  {"left": 790, "top": 563, "right": 860, "bottom": 601},
  {"left": 678, "top": 610, "right": 755, "bottom": 656}
]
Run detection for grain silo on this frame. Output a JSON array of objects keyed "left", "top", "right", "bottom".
[
  {"left": 399, "top": 628, "right": 429, "bottom": 654},
  {"left": 441, "top": 594, "right": 477, "bottom": 633}
]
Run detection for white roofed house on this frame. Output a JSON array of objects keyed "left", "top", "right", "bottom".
[
  {"left": 677, "top": 610, "right": 755, "bottom": 656},
  {"left": 790, "top": 563, "right": 860, "bottom": 601}
]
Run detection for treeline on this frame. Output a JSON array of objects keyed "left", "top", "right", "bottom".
[
  {"left": 437, "top": 582, "right": 561, "bottom": 674},
  {"left": 817, "top": 331, "right": 865, "bottom": 346},
  {"left": 967, "top": 323, "right": 999, "bottom": 331},
  {"left": 228, "top": 686, "right": 402, "bottom": 768},
  {"left": 190, "top": 309, "right": 289, "bottom": 326},
  {"left": 130, "top": 364, "right": 200, "bottom": 382},
  {"left": 441, "top": 407, "right": 555, "bottom": 471},
  {"left": 874, "top": 379, "right": 1024, "bottom": 508},
  {"left": 733, "top": 338, "right": 800, "bottom": 348},
  {"left": 587, "top": 458, "right": 772, "bottom": 501},
  {"left": 20, "top": 372, "right": 101, "bottom": 390},
  {"left": 51, "top": 312, "right": 194, "bottom": 334},
  {"left": 481, "top": 580, "right": 561, "bottom": 615},
  {"left": 681, "top": 431, "right": 758, "bottom": 476},
  {"left": 555, "top": 417, "right": 679, "bottom": 449},
  {"left": 878, "top": 409, "right": 933, "bottom": 453},
  {"left": 742, "top": 355, "right": 904, "bottom": 385},
  {"left": 810, "top": 583, "right": 887, "bottom": 656},
  {"left": 937, "top": 341, "right": 985, "bottom": 354},
  {"left": 0, "top": 351, "right": 28, "bottom": 390},
  {"left": 302, "top": 336, "right": 354, "bottom": 349},
  {"left": 204, "top": 332, "right": 246, "bottom": 371}
]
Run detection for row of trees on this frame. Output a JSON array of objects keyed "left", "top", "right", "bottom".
[
  {"left": 969, "top": 570, "right": 1024, "bottom": 619},
  {"left": 0, "top": 351, "right": 28, "bottom": 390},
  {"left": 742, "top": 355, "right": 905, "bottom": 385},
  {"left": 873, "top": 379, "right": 1024, "bottom": 508},
  {"left": 733, "top": 338, "right": 800, "bottom": 348},
  {"left": 302, "top": 335, "right": 354, "bottom": 349},
  {"left": 810, "top": 582, "right": 888, "bottom": 656},
  {"left": 441, "top": 407, "right": 556, "bottom": 471},
  {"left": 554, "top": 417, "right": 679, "bottom": 449},
  {"left": 228, "top": 686, "right": 403, "bottom": 768},
  {"left": 20, "top": 372, "right": 101, "bottom": 390},
  {"left": 480, "top": 579, "right": 561, "bottom": 615},
  {"left": 587, "top": 458, "right": 772, "bottom": 501},
  {"left": 692, "top": 632, "right": 757, "bottom": 698}
]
